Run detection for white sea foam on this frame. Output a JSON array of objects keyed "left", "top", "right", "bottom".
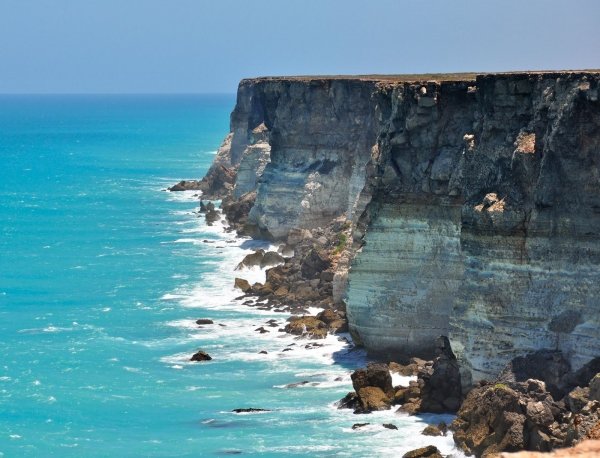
[{"left": 391, "top": 373, "right": 417, "bottom": 387}]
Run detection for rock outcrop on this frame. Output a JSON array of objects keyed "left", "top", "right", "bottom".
[{"left": 201, "top": 71, "right": 600, "bottom": 389}]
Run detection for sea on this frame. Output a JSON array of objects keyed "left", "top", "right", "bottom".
[{"left": 0, "top": 95, "right": 461, "bottom": 457}]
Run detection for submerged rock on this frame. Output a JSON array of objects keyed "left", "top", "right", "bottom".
[
  {"left": 195, "top": 318, "right": 214, "bottom": 325},
  {"left": 352, "top": 423, "right": 370, "bottom": 430},
  {"left": 168, "top": 180, "right": 202, "bottom": 191},
  {"left": 231, "top": 408, "right": 270, "bottom": 413}
]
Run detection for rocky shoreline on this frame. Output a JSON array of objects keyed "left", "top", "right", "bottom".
[{"left": 173, "top": 191, "right": 600, "bottom": 457}]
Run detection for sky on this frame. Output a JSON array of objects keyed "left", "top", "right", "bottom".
[{"left": 0, "top": 0, "right": 599, "bottom": 94}]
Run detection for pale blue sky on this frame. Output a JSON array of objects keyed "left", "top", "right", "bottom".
[{"left": 1, "top": 0, "right": 598, "bottom": 93}]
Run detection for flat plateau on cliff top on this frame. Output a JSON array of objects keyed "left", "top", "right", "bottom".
[{"left": 245, "top": 69, "right": 600, "bottom": 83}]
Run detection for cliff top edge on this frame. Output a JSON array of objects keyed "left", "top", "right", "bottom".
[{"left": 241, "top": 70, "right": 600, "bottom": 84}]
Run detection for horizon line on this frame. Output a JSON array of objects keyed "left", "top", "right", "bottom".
[{"left": 0, "top": 92, "right": 237, "bottom": 96}]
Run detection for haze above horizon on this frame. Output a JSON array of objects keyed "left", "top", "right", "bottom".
[{"left": 1, "top": 0, "right": 599, "bottom": 94}]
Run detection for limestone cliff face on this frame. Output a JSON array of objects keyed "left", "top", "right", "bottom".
[{"left": 207, "top": 72, "right": 600, "bottom": 385}]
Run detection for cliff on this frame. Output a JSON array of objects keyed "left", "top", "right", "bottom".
[{"left": 203, "top": 71, "right": 600, "bottom": 388}]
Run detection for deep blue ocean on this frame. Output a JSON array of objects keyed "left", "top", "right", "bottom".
[{"left": 0, "top": 95, "right": 459, "bottom": 457}]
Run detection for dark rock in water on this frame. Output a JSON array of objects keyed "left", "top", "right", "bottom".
[
  {"left": 337, "top": 391, "right": 360, "bottom": 410},
  {"left": 231, "top": 408, "right": 270, "bottom": 413},
  {"left": 315, "top": 309, "right": 349, "bottom": 333},
  {"left": 215, "top": 450, "right": 243, "bottom": 456},
  {"left": 356, "top": 386, "right": 392, "bottom": 412},
  {"left": 352, "top": 423, "right": 370, "bottom": 430},
  {"left": 254, "top": 327, "right": 269, "bottom": 334},
  {"left": 260, "top": 251, "right": 285, "bottom": 268},
  {"left": 284, "top": 316, "right": 328, "bottom": 339},
  {"left": 258, "top": 350, "right": 268, "bottom": 355},
  {"left": 351, "top": 363, "right": 394, "bottom": 398},
  {"left": 382, "top": 423, "right": 398, "bottom": 430},
  {"left": 236, "top": 250, "right": 265, "bottom": 269},
  {"left": 421, "top": 425, "right": 442, "bottom": 436},
  {"left": 199, "top": 201, "right": 216, "bottom": 214},
  {"left": 346, "top": 363, "right": 396, "bottom": 413},
  {"left": 281, "top": 348, "right": 293, "bottom": 352},
  {"left": 284, "top": 381, "right": 310, "bottom": 388},
  {"left": 196, "top": 318, "right": 214, "bottom": 325},
  {"left": 234, "top": 278, "right": 252, "bottom": 293},
  {"left": 190, "top": 350, "right": 212, "bottom": 362},
  {"left": 205, "top": 208, "right": 220, "bottom": 225},
  {"left": 168, "top": 180, "right": 202, "bottom": 191},
  {"left": 402, "top": 445, "right": 442, "bottom": 458}
]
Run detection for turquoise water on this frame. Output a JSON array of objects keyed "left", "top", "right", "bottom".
[{"left": 0, "top": 95, "right": 458, "bottom": 457}]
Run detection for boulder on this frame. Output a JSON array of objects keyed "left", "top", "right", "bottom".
[
  {"left": 452, "top": 380, "right": 572, "bottom": 456},
  {"left": 316, "top": 308, "right": 340, "bottom": 324},
  {"left": 260, "top": 251, "right": 285, "bottom": 268},
  {"left": 231, "top": 408, "right": 270, "bottom": 413},
  {"left": 190, "top": 350, "right": 212, "bottom": 362},
  {"left": 287, "top": 228, "right": 312, "bottom": 246},
  {"left": 284, "top": 316, "right": 328, "bottom": 339},
  {"left": 205, "top": 208, "right": 220, "bottom": 225},
  {"left": 566, "top": 386, "right": 590, "bottom": 413},
  {"left": 383, "top": 423, "right": 398, "bottom": 430},
  {"left": 589, "top": 374, "right": 600, "bottom": 402},
  {"left": 357, "top": 386, "right": 391, "bottom": 412},
  {"left": 168, "top": 180, "right": 201, "bottom": 191},
  {"left": 352, "top": 423, "right": 370, "bottom": 430},
  {"left": 221, "top": 191, "right": 256, "bottom": 235},
  {"left": 337, "top": 391, "right": 360, "bottom": 410},
  {"left": 236, "top": 250, "right": 265, "bottom": 269},
  {"left": 300, "top": 248, "right": 330, "bottom": 279},
  {"left": 234, "top": 278, "right": 252, "bottom": 293},
  {"left": 397, "top": 398, "right": 421, "bottom": 415},
  {"left": 402, "top": 445, "right": 442, "bottom": 458},
  {"left": 422, "top": 425, "right": 442, "bottom": 436},
  {"left": 389, "top": 361, "right": 419, "bottom": 376},
  {"left": 351, "top": 363, "right": 395, "bottom": 398},
  {"left": 328, "top": 319, "right": 349, "bottom": 333}
]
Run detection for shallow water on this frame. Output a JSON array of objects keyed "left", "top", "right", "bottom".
[{"left": 0, "top": 95, "right": 462, "bottom": 457}]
